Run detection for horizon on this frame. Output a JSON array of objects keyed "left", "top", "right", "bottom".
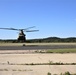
[{"left": 0, "top": 36, "right": 76, "bottom": 40}]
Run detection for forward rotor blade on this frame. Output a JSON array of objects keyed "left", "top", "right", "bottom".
[
  {"left": 0, "top": 28, "right": 19, "bottom": 31},
  {"left": 23, "top": 26, "right": 36, "bottom": 30},
  {"left": 26, "top": 30, "right": 39, "bottom": 32}
]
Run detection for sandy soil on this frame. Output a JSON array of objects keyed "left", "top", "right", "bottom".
[
  {"left": 0, "top": 51, "right": 76, "bottom": 75},
  {"left": 0, "top": 53, "right": 76, "bottom": 63},
  {"left": 0, "top": 65, "right": 76, "bottom": 75}
]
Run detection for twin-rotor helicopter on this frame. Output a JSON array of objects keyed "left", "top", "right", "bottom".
[{"left": 0, "top": 26, "right": 39, "bottom": 42}]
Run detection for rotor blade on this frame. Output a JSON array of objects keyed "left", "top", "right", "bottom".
[
  {"left": 23, "top": 26, "right": 36, "bottom": 30},
  {"left": 26, "top": 30, "right": 39, "bottom": 32},
  {"left": 0, "top": 28, "right": 19, "bottom": 31}
]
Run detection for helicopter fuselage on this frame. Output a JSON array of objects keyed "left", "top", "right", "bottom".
[{"left": 18, "top": 30, "right": 26, "bottom": 42}]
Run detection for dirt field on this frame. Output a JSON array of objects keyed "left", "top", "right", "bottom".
[
  {"left": 0, "top": 51, "right": 76, "bottom": 75},
  {"left": 0, "top": 43, "right": 76, "bottom": 46}
]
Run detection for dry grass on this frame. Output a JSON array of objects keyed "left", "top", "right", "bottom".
[
  {"left": 46, "top": 49, "right": 76, "bottom": 53},
  {"left": 0, "top": 43, "right": 76, "bottom": 46}
]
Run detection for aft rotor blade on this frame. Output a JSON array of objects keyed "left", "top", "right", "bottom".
[
  {"left": 0, "top": 28, "right": 19, "bottom": 31},
  {"left": 23, "top": 26, "right": 36, "bottom": 30},
  {"left": 26, "top": 30, "right": 39, "bottom": 32}
]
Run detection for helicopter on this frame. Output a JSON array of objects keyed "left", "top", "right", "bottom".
[{"left": 0, "top": 26, "right": 39, "bottom": 42}]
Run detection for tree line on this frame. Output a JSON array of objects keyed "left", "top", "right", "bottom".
[
  {"left": 27, "top": 37, "right": 76, "bottom": 43},
  {"left": 0, "top": 37, "right": 76, "bottom": 43}
]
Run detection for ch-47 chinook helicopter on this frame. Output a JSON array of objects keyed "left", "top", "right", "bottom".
[{"left": 0, "top": 26, "right": 39, "bottom": 42}]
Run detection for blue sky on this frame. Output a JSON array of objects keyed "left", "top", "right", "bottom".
[{"left": 0, "top": 0, "right": 76, "bottom": 39}]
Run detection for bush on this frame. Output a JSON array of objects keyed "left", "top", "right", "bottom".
[
  {"left": 47, "top": 72, "right": 51, "bottom": 75},
  {"left": 64, "top": 72, "right": 71, "bottom": 75}
]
